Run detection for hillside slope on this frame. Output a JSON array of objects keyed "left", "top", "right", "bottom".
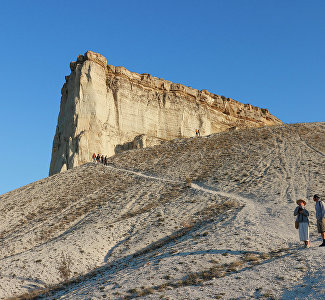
[{"left": 0, "top": 122, "right": 324, "bottom": 299}]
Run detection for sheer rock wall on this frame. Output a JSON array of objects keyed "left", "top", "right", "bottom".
[{"left": 49, "top": 51, "right": 282, "bottom": 175}]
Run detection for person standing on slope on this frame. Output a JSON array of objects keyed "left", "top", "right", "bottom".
[
  {"left": 313, "top": 194, "right": 325, "bottom": 247},
  {"left": 294, "top": 199, "right": 310, "bottom": 248},
  {"left": 92, "top": 153, "right": 96, "bottom": 163}
]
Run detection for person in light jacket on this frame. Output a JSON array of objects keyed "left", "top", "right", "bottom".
[
  {"left": 313, "top": 194, "right": 325, "bottom": 247},
  {"left": 294, "top": 199, "right": 310, "bottom": 248}
]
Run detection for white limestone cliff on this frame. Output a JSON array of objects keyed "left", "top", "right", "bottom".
[{"left": 49, "top": 51, "right": 282, "bottom": 175}]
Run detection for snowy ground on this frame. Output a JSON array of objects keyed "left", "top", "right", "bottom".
[{"left": 0, "top": 122, "right": 324, "bottom": 299}]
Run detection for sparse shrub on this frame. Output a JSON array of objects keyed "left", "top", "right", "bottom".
[
  {"left": 128, "top": 288, "right": 140, "bottom": 294},
  {"left": 243, "top": 253, "right": 260, "bottom": 263},
  {"left": 228, "top": 260, "right": 243, "bottom": 271},
  {"left": 183, "top": 273, "right": 200, "bottom": 285},
  {"left": 262, "top": 291, "right": 276, "bottom": 299},
  {"left": 9, "top": 287, "right": 51, "bottom": 300},
  {"left": 141, "top": 287, "right": 155, "bottom": 295},
  {"left": 185, "top": 177, "right": 192, "bottom": 187},
  {"left": 208, "top": 267, "right": 225, "bottom": 278},
  {"left": 201, "top": 271, "right": 211, "bottom": 280},
  {"left": 57, "top": 252, "right": 72, "bottom": 282},
  {"left": 180, "top": 218, "right": 194, "bottom": 229},
  {"left": 260, "top": 252, "right": 270, "bottom": 259},
  {"left": 128, "top": 286, "right": 155, "bottom": 297}
]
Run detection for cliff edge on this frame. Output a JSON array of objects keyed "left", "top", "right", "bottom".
[{"left": 49, "top": 51, "right": 282, "bottom": 175}]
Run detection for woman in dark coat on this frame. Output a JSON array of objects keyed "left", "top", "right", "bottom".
[{"left": 294, "top": 199, "right": 310, "bottom": 248}]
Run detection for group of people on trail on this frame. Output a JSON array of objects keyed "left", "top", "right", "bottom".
[
  {"left": 294, "top": 194, "right": 325, "bottom": 248},
  {"left": 195, "top": 129, "right": 201, "bottom": 137},
  {"left": 92, "top": 153, "right": 109, "bottom": 166}
]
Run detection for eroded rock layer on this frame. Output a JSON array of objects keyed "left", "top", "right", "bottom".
[{"left": 49, "top": 51, "right": 282, "bottom": 175}]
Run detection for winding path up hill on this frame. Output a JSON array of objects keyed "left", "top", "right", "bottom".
[{"left": 0, "top": 122, "right": 325, "bottom": 299}]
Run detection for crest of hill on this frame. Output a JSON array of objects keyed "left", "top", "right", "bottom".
[
  {"left": 107, "top": 122, "right": 325, "bottom": 196},
  {"left": 0, "top": 122, "right": 325, "bottom": 299}
]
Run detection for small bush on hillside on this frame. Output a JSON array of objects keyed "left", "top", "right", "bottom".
[
  {"left": 57, "top": 252, "right": 72, "bottom": 282},
  {"left": 180, "top": 218, "right": 194, "bottom": 229},
  {"left": 228, "top": 260, "right": 244, "bottom": 271},
  {"left": 243, "top": 253, "right": 260, "bottom": 263},
  {"left": 185, "top": 177, "right": 192, "bottom": 187}
]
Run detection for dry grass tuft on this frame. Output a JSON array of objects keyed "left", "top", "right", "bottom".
[
  {"left": 228, "top": 260, "right": 244, "bottom": 271},
  {"left": 243, "top": 253, "right": 260, "bottom": 263},
  {"left": 185, "top": 177, "right": 192, "bottom": 187},
  {"left": 180, "top": 218, "right": 194, "bottom": 229},
  {"left": 57, "top": 252, "right": 72, "bottom": 282}
]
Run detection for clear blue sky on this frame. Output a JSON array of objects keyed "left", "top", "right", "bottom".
[{"left": 0, "top": 0, "right": 324, "bottom": 195}]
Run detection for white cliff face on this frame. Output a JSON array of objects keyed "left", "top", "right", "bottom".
[{"left": 49, "top": 51, "right": 282, "bottom": 175}]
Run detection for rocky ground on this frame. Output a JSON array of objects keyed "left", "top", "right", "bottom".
[{"left": 0, "top": 122, "right": 324, "bottom": 299}]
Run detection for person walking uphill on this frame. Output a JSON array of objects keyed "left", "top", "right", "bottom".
[
  {"left": 313, "top": 194, "right": 325, "bottom": 247},
  {"left": 294, "top": 199, "right": 310, "bottom": 248}
]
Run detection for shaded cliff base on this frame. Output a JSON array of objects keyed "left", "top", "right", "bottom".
[{"left": 1, "top": 122, "right": 325, "bottom": 299}]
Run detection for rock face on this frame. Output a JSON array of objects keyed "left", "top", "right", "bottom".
[{"left": 49, "top": 51, "right": 282, "bottom": 175}]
